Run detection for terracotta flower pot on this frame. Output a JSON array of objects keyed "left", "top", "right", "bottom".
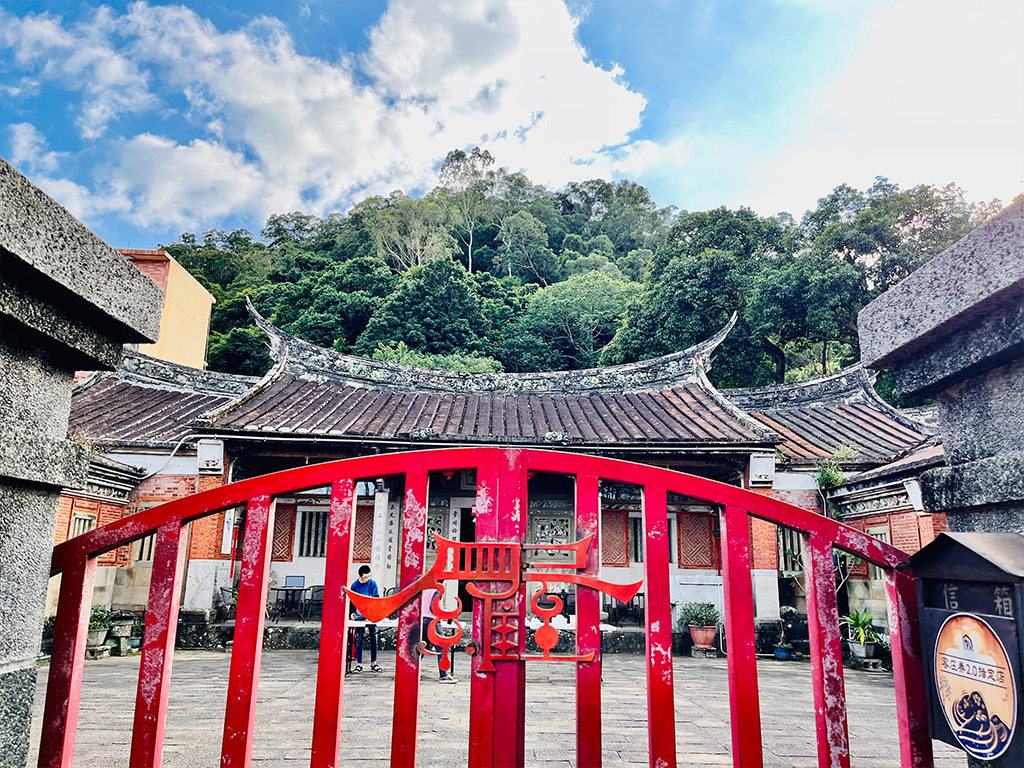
[{"left": 689, "top": 625, "right": 717, "bottom": 649}]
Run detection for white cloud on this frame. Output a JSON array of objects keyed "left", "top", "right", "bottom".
[
  {"left": 8, "top": 122, "right": 64, "bottom": 172},
  {"left": 741, "top": 0, "right": 1024, "bottom": 216},
  {"left": 2, "top": 1, "right": 651, "bottom": 233},
  {"left": 1, "top": 7, "right": 158, "bottom": 138},
  {"left": 102, "top": 134, "right": 276, "bottom": 230}
]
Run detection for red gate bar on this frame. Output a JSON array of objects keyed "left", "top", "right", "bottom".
[
  {"left": 641, "top": 486, "right": 677, "bottom": 768},
  {"left": 391, "top": 470, "right": 429, "bottom": 768},
  {"left": 468, "top": 453, "right": 500, "bottom": 768},
  {"left": 802, "top": 532, "right": 850, "bottom": 768},
  {"left": 37, "top": 448, "right": 932, "bottom": 768},
  {"left": 493, "top": 450, "right": 528, "bottom": 768},
  {"left": 885, "top": 570, "right": 934, "bottom": 768},
  {"left": 39, "top": 554, "right": 97, "bottom": 768},
  {"left": 720, "top": 504, "right": 763, "bottom": 768},
  {"left": 310, "top": 479, "right": 356, "bottom": 767},
  {"left": 221, "top": 495, "right": 275, "bottom": 767},
  {"left": 130, "top": 520, "right": 188, "bottom": 768},
  {"left": 575, "top": 474, "right": 602, "bottom": 768}
]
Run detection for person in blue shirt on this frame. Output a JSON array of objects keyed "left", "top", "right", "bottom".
[{"left": 349, "top": 565, "right": 382, "bottom": 673}]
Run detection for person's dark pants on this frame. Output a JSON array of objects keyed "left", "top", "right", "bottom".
[
  {"left": 354, "top": 625, "right": 377, "bottom": 664},
  {"left": 423, "top": 618, "right": 451, "bottom": 677}
]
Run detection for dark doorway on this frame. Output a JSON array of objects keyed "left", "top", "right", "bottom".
[{"left": 457, "top": 505, "right": 476, "bottom": 612}]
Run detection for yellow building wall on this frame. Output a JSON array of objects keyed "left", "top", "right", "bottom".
[{"left": 137, "top": 256, "right": 214, "bottom": 368}]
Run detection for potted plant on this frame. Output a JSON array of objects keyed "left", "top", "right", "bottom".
[
  {"left": 774, "top": 605, "right": 797, "bottom": 659},
  {"left": 841, "top": 609, "right": 881, "bottom": 659},
  {"left": 130, "top": 615, "right": 146, "bottom": 649},
  {"left": 109, "top": 611, "right": 134, "bottom": 639},
  {"left": 87, "top": 605, "right": 112, "bottom": 647},
  {"left": 677, "top": 602, "right": 721, "bottom": 649}
]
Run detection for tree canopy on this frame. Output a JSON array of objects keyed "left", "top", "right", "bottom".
[{"left": 162, "top": 155, "right": 1004, "bottom": 405}]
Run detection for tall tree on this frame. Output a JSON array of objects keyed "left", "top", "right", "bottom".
[
  {"left": 495, "top": 211, "right": 559, "bottom": 285},
  {"left": 518, "top": 271, "right": 639, "bottom": 370},
  {"left": 353, "top": 192, "right": 455, "bottom": 271},
  {"left": 437, "top": 147, "right": 495, "bottom": 274},
  {"left": 354, "top": 257, "right": 487, "bottom": 356}
]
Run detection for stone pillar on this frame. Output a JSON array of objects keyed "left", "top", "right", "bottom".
[
  {"left": 859, "top": 199, "right": 1023, "bottom": 534},
  {"left": 0, "top": 159, "right": 162, "bottom": 767}
]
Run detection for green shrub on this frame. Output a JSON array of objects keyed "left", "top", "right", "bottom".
[
  {"left": 676, "top": 602, "right": 721, "bottom": 629},
  {"left": 840, "top": 609, "right": 881, "bottom": 646},
  {"left": 88, "top": 605, "right": 112, "bottom": 630}
]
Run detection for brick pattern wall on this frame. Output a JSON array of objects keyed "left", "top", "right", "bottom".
[
  {"left": 772, "top": 488, "right": 823, "bottom": 514},
  {"left": 54, "top": 493, "right": 133, "bottom": 566},
  {"left": 677, "top": 513, "right": 718, "bottom": 569},
  {"left": 129, "top": 258, "right": 169, "bottom": 292},
  {"left": 748, "top": 486, "right": 778, "bottom": 570},
  {"left": 272, "top": 504, "right": 296, "bottom": 562},
  {"left": 128, "top": 471, "right": 230, "bottom": 561},
  {"left": 844, "top": 508, "right": 948, "bottom": 578},
  {"left": 352, "top": 506, "right": 374, "bottom": 563}
]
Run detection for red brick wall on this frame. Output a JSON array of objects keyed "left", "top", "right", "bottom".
[
  {"left": 129, "top": 471, "right": 230, "bottom": 561},
  {"left": 772, "top": 488, "right": 823, "bottom": 514},
  {"left": 843, "top": 508, "right": 947, "bottom": 578},
  {"left": 54, "top": 493, "right": 133, "bottom": 566},
  {"left": 748, "top": 486, "right": 778, "bottom": 570},
  {"left": 129, "top": 258, "right": 169, "bottom": 293}
]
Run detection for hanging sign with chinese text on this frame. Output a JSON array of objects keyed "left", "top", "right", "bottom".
[{"left": 934, "top": 613, "right": 1017, "bottom": 761}]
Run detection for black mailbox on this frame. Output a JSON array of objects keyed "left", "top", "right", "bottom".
[{"left": 905, "top": 532, "right": 1024, "bottom": 766}]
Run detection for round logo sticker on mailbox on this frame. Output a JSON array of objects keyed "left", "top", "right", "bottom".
[{"left": 934, "top": 613, "right": 1016, "bottom": 760}]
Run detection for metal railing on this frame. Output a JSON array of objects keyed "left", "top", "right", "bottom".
[{"left": 40, "top": 447, "right": 931, "bottom": 768}]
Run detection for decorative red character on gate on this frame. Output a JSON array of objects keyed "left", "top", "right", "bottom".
[{"left": 346, "top": 533, "right": 642, "bottom": 673}]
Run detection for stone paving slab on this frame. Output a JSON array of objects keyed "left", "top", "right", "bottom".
[{"left": 28, "top": 650, "right": 965, "bottom": 767}]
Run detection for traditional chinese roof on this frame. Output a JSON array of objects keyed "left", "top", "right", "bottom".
[
  {"left": 69, "top": 350, "right": 258, "bottom": 448},
  {"left": 726, "top": 365, "right": 929, "bottom": 467},
  {"left": 841, "top": 438, "right": 945, "bottom": 486},
  {"left": 198, "top": 308, "right": 775, "bottom": 450}
]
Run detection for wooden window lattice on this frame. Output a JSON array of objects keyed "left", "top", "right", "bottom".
[
  {"left": 676, "top": 513, "right": 717, "bottom": 569},
  {"left": 601, "top": 510, "right": 629, "bottom": 566},
  {"left": 352, "top": 506, "right": 374, "bottom": 563},
  {"left": 272, "top": 504, "right": 295, "bottom": 562}
]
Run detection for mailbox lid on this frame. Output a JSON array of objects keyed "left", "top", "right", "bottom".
[{"left": 906, "top": 532, "right": 1024, "bottom": 583}]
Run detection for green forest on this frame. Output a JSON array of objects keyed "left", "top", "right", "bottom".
[{"left": 163, "top": 148, "right": 1003, "bottom": 402}]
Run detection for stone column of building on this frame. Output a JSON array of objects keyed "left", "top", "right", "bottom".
[
  {"left": 858, "top": 199, "right": 1023, "bottom": 534},
  {"left": 0, "top": 159, "right": 162, "bottom": 768}
]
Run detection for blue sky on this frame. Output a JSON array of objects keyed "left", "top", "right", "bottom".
[{"left": 2, "top": 0, "right": 1021, "bottom": 249}]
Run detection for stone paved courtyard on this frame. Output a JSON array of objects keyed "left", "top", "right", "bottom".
[{"left": 28, "top": 650, "right": 965, "bottom": 767}]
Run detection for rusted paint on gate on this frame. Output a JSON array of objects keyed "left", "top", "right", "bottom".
[
  {"left": 802, "top": 532, "right": 850, "bottom": 768},
  {"left": 642, "top": 486, "right": 677, "bottom": 768},
  {"left": 575, "top": 474, "right": 602, "bottom": 768},
  {"left": 130, "top": 520, "right": 188, "bottom": 768},
  {"left": 310, "top": 480, "right": 356, "bottom": 767},
  {"left": 40, "top": 447, "right": 933, "bottom": 768},
  {"left": 720, "top": 504, "right": 763, "bottom": 768},
  {"left": 391, "top": 471, "right": 429, "bottom": 768},
  {"left": 221, "top": 495, "right": 275, "bottom": 766}
]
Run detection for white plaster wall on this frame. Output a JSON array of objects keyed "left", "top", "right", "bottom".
[
  {"left": 773, "top": 471, "right": 819, "bottom": 491},
  {"left": 102, "top": 451, "right": 198, "bottom": 475},
  {"left": 752, "top": 569, "right": 781, "bottom": 619},
  {"left": 183, "top": 559, "right": 234, "bottom": 614},
  {"left": 845, "top": 579, "right": 889, "bottom": 631}
]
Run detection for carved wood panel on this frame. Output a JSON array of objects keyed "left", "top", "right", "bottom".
[
  {"left": 677, "top": 513, "right": 716, "bottom": 569},
  {"left": 353, "top": 505, "right": 374, "bottom": 563},
  {"left": 272, "top": 503, "right": 295, "bottom": 562},
  {"left": 601, "top": 510, "right": 629, "bottom": 566}
]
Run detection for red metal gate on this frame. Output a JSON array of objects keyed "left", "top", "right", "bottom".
[{"left": 40, "top": 448, "right": 933, "bottom": 768}]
